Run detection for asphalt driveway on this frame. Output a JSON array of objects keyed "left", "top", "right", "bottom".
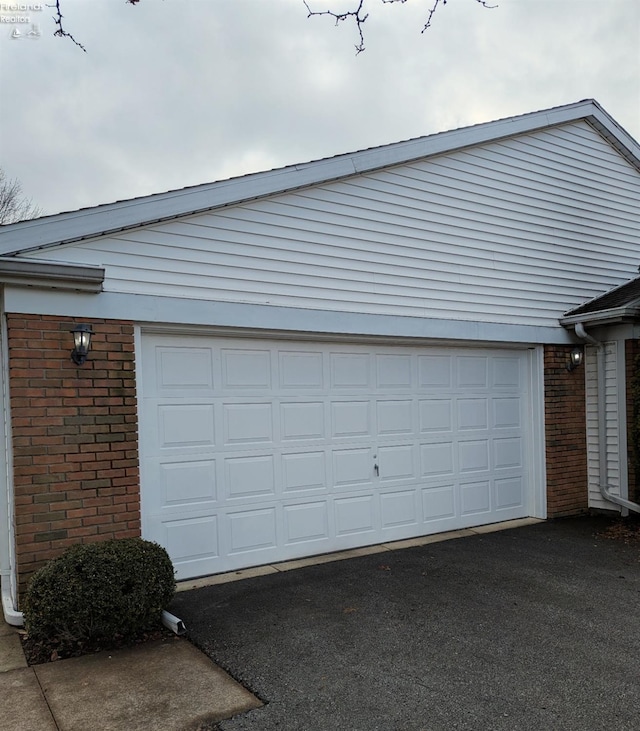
[{"left": 170, "top": 517, "right": 640, "bottom": 731}]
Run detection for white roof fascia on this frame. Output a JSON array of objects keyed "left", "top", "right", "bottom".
[
  {"left": 1, "top": 100, "right": 638, "bottom": 257},
  {"left": 0, "top": 258, "right": 104, "bottom": 292}
]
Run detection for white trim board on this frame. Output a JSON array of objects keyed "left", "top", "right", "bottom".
[{"left": 4, "top": 288, "right": 577, "bottom": 345}]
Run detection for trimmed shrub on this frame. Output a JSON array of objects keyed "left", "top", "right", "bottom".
[{"left": 23, "top": 538, "right": 175, "bottom": 649}]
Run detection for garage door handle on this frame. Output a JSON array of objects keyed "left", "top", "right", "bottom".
[{"left": 374, "top": 463, "right": 379, "bottom": 476}]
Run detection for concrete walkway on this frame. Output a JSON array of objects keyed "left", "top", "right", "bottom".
[{"left": 0, "top": 622, "right": 260, "bottom": 731}]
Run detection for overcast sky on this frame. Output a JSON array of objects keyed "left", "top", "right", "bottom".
[{"left": 0, "top": 0, "right": 638, "bottom": 218}]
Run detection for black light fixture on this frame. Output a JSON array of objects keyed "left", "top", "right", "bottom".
[
  {"left": 70, "top": 324, "right": 94, "bottom": 365},
  {"left": 567, "top": 347, "right": 583, "bottom": 372}
]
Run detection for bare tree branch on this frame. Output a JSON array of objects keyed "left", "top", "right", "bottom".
[
  {"left": 49, "top": 0, "right": 140, "bottom": 52},
  {"left": 48, "top": 0, "right": 496, "bottom": 54},
  {"left": 420, "top": 0, "right": 497, "bottom": 33},
  {"left": 49, "top": 0, "right": 86, "bottom": 52},
  {"left": 304, "top": 0, "right": 369, "bottom": 54},
  {"left": 305, "top": 0, "right": 498, "bottom": 53},
  {"left": 0, "top": 169, "right": 42, "bottom": 225}
]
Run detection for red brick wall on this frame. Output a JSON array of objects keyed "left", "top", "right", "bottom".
[
  {"left": 8, "top": 314, "right": 140, "bottom": 600},
  {"left": 544, "top": 344, "right": 588, "bottom": 516},
  {"left": 626, "top": 339, "right": 640, "bottom": 503}
]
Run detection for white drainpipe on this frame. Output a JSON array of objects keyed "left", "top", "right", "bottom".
[
  {"left": 1, "top": 299, "right": 22, "bottom": 627},
  {"left": 575, "top": 323, "right": 640, "bottom": 514},
  {"left": 2, "top": 592, "right": 184, "bottom": 633},
  {"left": 1, "top": 576, "right": 23, "bottom": 626}
]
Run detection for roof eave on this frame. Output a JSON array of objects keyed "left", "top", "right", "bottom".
[{"left": 560, "top": 305, "right": 640, "bottom": 328}]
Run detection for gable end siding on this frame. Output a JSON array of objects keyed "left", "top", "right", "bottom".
[{"left": 21, "top": 121, "right": 640, "bottom": 328}]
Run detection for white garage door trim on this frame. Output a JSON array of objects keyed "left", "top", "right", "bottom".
[{"left": 138, "top": 330, "right": 545, "bottom": 580}]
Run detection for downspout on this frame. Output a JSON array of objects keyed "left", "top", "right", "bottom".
[
  {"left": 0, "top": 289, "right": 23, "bottom": 626},
  {"left": 1, "top": 581, "right": 22, "bottom": 626},
  {"left": 575, "top": 323, "right": 640, "bottom": 514}
]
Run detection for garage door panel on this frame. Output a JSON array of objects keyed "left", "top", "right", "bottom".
[
  {"left": 422, "top": 484, "right": 456, "bottom": 521},
  {"left": 376, "top": 353, "right": 413, "bottom": 388},
  {"left": 221, "top": 349, "right": 272, "bottom": 389},
  {"left": 380, "top": 490, "right": 418, "bottom": 529},
  {"left": 334, "top": 495, "right": 376, "bottom": 536},
  {"left": 330, "top": 353, "right": 370, "bottom": 388},
  {"left": 378, "top": 444, "right": 415, "bottom": 482},
  {"left": 456, "top": 356, "right": 489, "bottom": 388},
  {"left": 457, "top": 398, "right": 489, "bottom": 430},
  {"left": 419, "top": 399, "right": 453, "bottom": 433},
  {"left": 331, "top": 400, "right": 372, "bottom": 438},
  {"left": 154, "top": 346, "right": 215, "bottom": 393},
  {"left": 225, "top": 455, "right": 275, "bottom": 499},
  {"left": 495, "top": 477, "right": 524, "bottom": 509},
  {"left": 141, "top": 336, "right": 534, "bottom": 579},
  {"left": 461, "top": 480, "right": 491, "bottom": 515},
  {"left": 376, "top": 399, "right": 414, "bottom": 435},
  {"left": 421, "top": 442, "right": 454, "bottom": 477},
  {"left": 158, "top": 404, "right": 216, "bottom": 449},
  {"left": 458, "top": 439, "right": 490, "bottom": 473},
  {"left": 223, "top": 402, "right": 274, "bottom": 445},
  {"left": 228, "top": 507, "right": 277, "bottom": 553},
  {"left": 164, "top": 515, "right": 220, "bottom": 563},
  {"left": 494, "top": 437, "right": 523, "bottom": 470},
  {"left": 418, "top": 355, "right": 452, "bottom": 388},
  {"left": 160, "top": 460, "right": 218, "bottom": 507},
  {"left": 492, "top": 397, "right": 521, "bottom": 429},
  {"left": 283, "top": 501, "right": 330, "bottom": 544},
  {"left": 281, "top": 402, "right": 325, "bottom": 440},
  {"left": 492, "top": 357, "right": 521, "bottom": 388},
  {"left": 282, "top": 451, "right": 326, "bottom": 492},
  {"left": 332, "top": 447, "right": 375, "bottom": 487},
  {"left": 279, "top": 351, "right": 324, "bottom": 388}
]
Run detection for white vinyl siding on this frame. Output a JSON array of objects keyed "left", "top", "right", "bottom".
[
  {"left": 24, "top": 121, "right": 640, "bottom": 328},
  {"left": 586, "top": 342, "right": 627, "bottom": 510}
]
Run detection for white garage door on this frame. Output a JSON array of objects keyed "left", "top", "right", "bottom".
[{"left": 140, "top": 335, "right": 534, "bottom": 580}]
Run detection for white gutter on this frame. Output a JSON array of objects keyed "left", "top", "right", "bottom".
[
  {"left": 0, "top": 258, "right": 104, "bottom": 293},
  {"left": 575, "top": 323, "right": 640, "bottom": 514}
]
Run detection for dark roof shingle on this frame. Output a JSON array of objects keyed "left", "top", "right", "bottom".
[{"left": 564, "top": 276, "right": 640, "bottom": 317}]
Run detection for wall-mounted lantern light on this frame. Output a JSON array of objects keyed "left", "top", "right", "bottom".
[
  {"left": 566, "top": 347, "right": 583, "bottom": 372},
  {"left": 70, "top": 324, "right": 94, "bottom": 365}
]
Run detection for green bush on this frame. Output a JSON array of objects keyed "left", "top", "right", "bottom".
[{"left": 23, "top": 538, "right": 175, "bottom": 649}]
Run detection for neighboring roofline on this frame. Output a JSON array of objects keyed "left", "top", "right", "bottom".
[
  {"left": 0, "top": 99, "right": 638, "bottom": 257},
  {"left": 560, "top": 305, "right": 640, "bottom": 328},
  {"left": 0, "top": 258, "right": 104, "bottom": 292},
  {"left": 562, "top": 274, "right": 640, "bottom": 319}
]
